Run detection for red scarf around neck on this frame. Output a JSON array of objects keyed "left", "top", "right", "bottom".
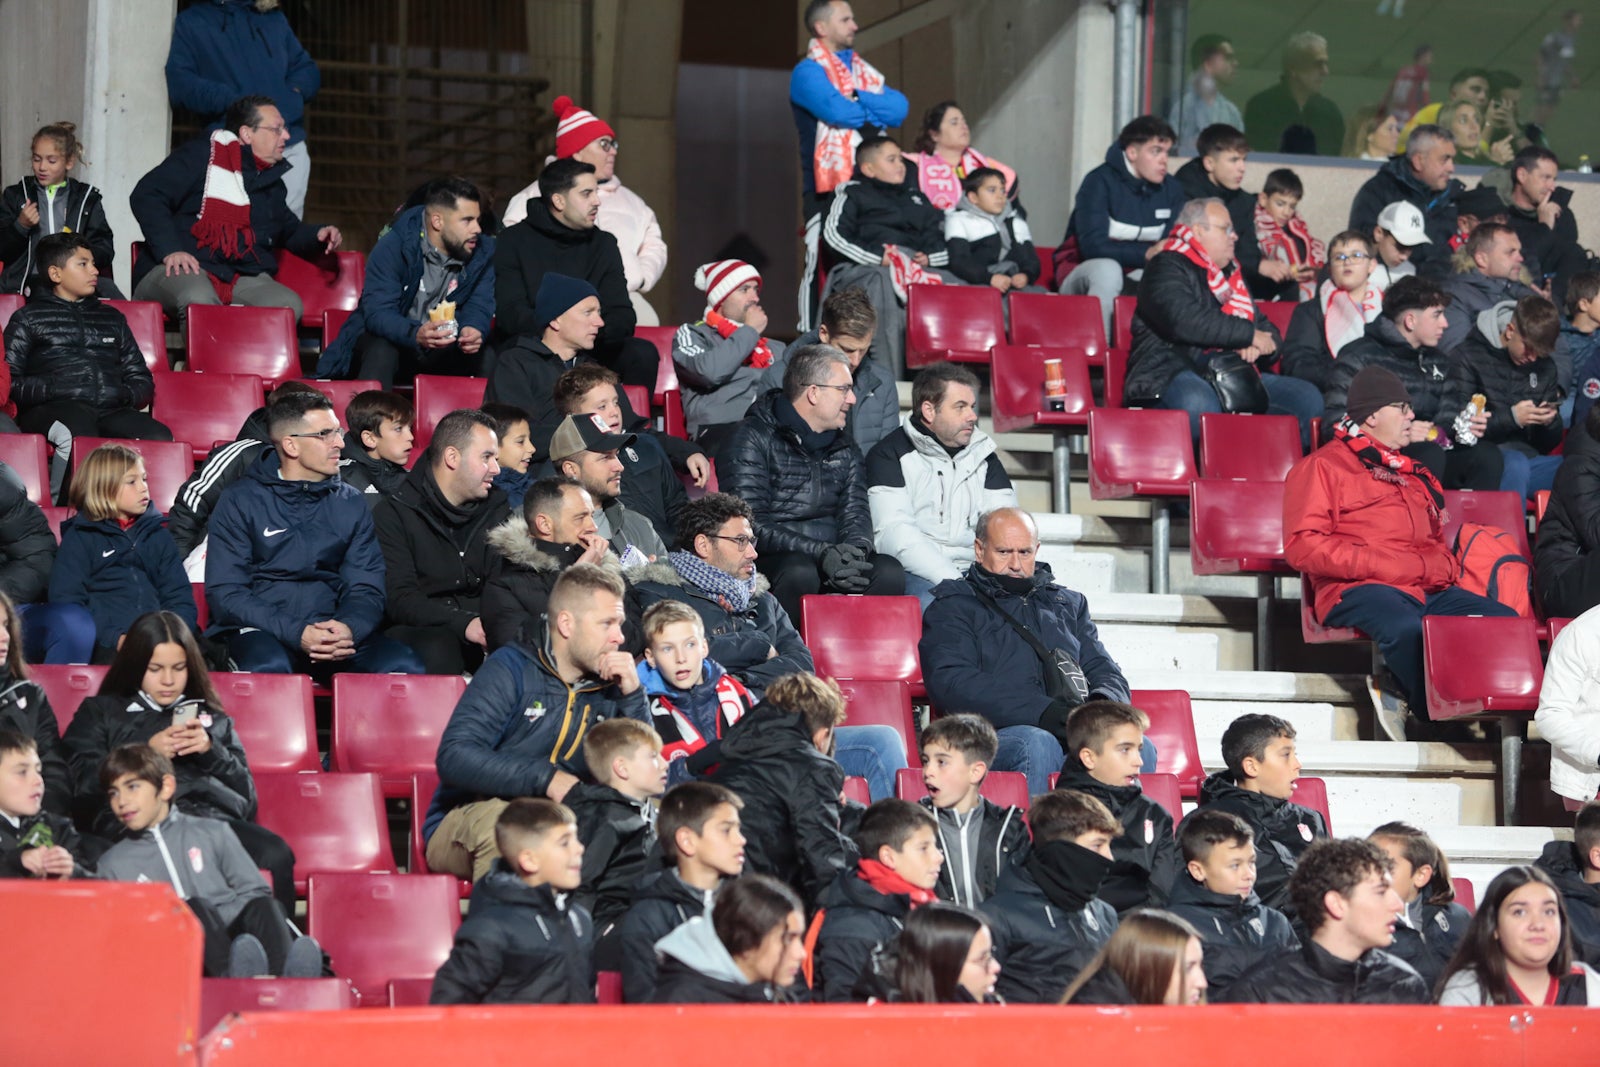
[
  {"left": 1163, "top": 223, "right": 1255, "bottom": 320},
  {"left": 705, "top": 309, "right": 772, "bottom": 369},
  {"left": 1333, "top": 415, "right": 1445, "bottom": 510},
  {"left": 807, "top": 38, "right": 886, "bottom": 196},
  {"left": 857, "top": 859, "right": 937, "bottom": 906}
]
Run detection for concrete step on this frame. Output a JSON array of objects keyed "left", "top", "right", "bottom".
[
  {"left": 1034, "top": 545, "right": 1115, "bottom": 594},
  {"left": 1195, "top": 740, "right": 1499, "bottom": 779},
  {"left": 1096, "top": 624, "right": 1219, "bottom": 672},
  {"left": 1191, "top": 700, "right": 1342, "bottom": 743},
  {"left": 1433, "top": 824, "right": 1565, "bottom": 863},
  {"left": 1318, "top": 775, "right": 1464, "bottom": 834},
  {"left": 1126, "top": 669, "right": 1361, "bottom": 705}
]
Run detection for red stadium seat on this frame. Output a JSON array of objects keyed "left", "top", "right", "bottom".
[
  {"left": 1007, "top": 293, "right": 1111, "bottom": 366},
  {"left": 321, "top": 309, "right": 354, "bottom": 352},
  {"left": 1452, "top": 877, "right": 1477, "bottom": 914},
  {"left": 1088, "top": 407, "right": 1196, "bottom": 593},
  {"left": 1129, "top": 689, "right": 1204, "bottom": 798},
  {"left": 255, "top": 772, "right": 396, "bottom": 894},
  {"left": 1534, "top": 489, "right": 1550, "bottom": 527},
  {"left": 1292, "top": 776, "right": 1332, "bottom": 834},
  {"left": 597, "top": 971, "right": 623, "bottom": 1005},
  {"left": 0, "top": 293, "right": 23, "bottom": 329},
  {"left": 1423, "top": 615, "right": 1543, "bottom": 720},
  {"left": 1199, "top": 413, "right": 1302, "bottom": 481},
  {"left": 0, "top": 433, "right": 50, "bottom": 504},
  {"left": 274, "top": 250, "right": 365, "bottom": 329},
  {"left": 40, "top": 506, "right": 73, "bottom": 543},
  {"left": 307, "top": 871, "right": 460, "bottom": 1007},
  {"left": 412, "top": 374, "right": 486, "bottom": 455},
  {"left": 1299, "top": 573, "right": 1366, "bottom": 643},
  {"left": 70, "top": 437, "right": 194, "bottom": 515},
  {"left": 290, "top": 379, "right": 382, "bottom": 426},
  {"left": 152, "top": 372, "right": 265, "bottom": 461},
  {"left": 637, "top": 327, "right": 687, "bottom": 437},
  {"left": 990, "top": 344, "right": 1093, "bottom": 511},
  {"left": 1190, "top": 478, "right": 1292, "bottom": 670},
  {"left": 409, "top": 770, "right": 472, "bottom": 897},
  {"left": 185, "top": 304, "right": 299, "bottom": 386},
  {"left": 1441, "top": 489, "right": 1530, "bottom": 559},
  {"left": 1139, "top": 772, "right": 1183, "bottom": 826},
  {"left": 387, "top": 978, "right": 434, "bottom": 1007},
  {"left": 1112, "top": 295, "right": 1137, "bottom": 351},
  {"left": 800, "top": 594, "right": 924, "bottom": 697},
  {"left": 212, "top": 672, "right": 318, "bottom": 773},
  {"left": 1034, "top": 244, "right": 1057, "bottom": 290},
  {"left": 622, "top": 384, "right": 650, "bottom": 422},
  {"left": 104, "top": 299, "right": 169, "bottom": 372},
  {"left": 905, "top": 285, "right": 1005, "bottom": 368},
  {"left": 842, "top": 776, "right": 871, "bottom": 805},
  {"left": 895, "top": 768, "right": 1031, "bottom": 809},
  {"left": 835, "top": 679, "right": 919, "bottom": 768},
  {"left": 192, "top": 582, "right": 208, "bottom": 630},
  {"left": 330, "top": 673, "right": 466, "bottom": 797},
  {"left": 1103, "top": 344, "right": 1127, "bottom": 409},
  {"left": 1548, "top": 617, "right": 1574, "bottom": 643},
  {"left": 1260, "top": 301, "right": 1297, "bottom": 336},
  {"left": 32, "top": 664, "right": 108, "bottom": 733},
  {"left": 200, "top": 977, "right": 359, "bottom": 1033}
]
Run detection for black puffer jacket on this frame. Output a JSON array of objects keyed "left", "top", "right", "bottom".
[
  {"left": 978, "top": 846, "right": 1119, "bottom": 1004},
  {"left": 1125, "top": 250, "right": 1280, "bottom": 403},
  {"left": 1189, "top": 773, "right": 1327, "bottom": 915},
  {"left": 1348, "top": 157, "right": 1462, "bottom": 276},
  {"left": 0, "top": 476, "right": 55, "bottom": 604},
  {"left": 492, "top": 199, "right": 634, "bottom": 347},
  {"left": 1536, "top": 422, "right": 1600, "bottom": 617},
  {"left": 1165, "top": 874, "right": 1300, "bottom": 998},
  {"left": 429, "top": 862, "right": 597, "bottom": 1005},
  {"left": 1534, "top": 839, "right": 1600, "bottom": 967},
  {"left": 617, "top": 869, "right": 716, "bottom": 1003},
  {"left": 1324, "top": 316, "right": 1453, "bottom": 431},
  {"left": 338, "top": 441, "right": 407, "bottom": 506},
  {"left": 3, "top": 293, "right": 154, "bottom": 413},
  {"left": 564, "top": 781, "right": 657, "bottom": 933},
  {"left": 1055, "top": 758, "right": 1178, "bottom": 912},
  {"left": 483, "top": 520, "right": 585, "bottom": 651},
  {"left": 708, "top": 702, "right": 856, "bottom": 907},
  {"left": 815, "top": 870, "right": 911, "bottom": 1002},
  {"left": 0, "top": 676, "right": 70, "bottom": 817},
  {"left": 1439, "top": 311, "right": 1564, "bottom": 455},
  {"left": 1387, "top": 896, "right": 1471, "bottom": 991},
  {"left": 0, "top": 177, "right": 115, "bottom": 294},
  {"left": 721, "top": 389, "right": 872, "bottom": 559},
  {"left": 1218, "top": 938, "right": 1430, "bottom": 1004}
]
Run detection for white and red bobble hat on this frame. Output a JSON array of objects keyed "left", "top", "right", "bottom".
[
  {"left": 694, "top": 259, "right": 762, "bottom": 314},
  {"left": 553, "top": 94, "right": 615, "bottom": 159}
]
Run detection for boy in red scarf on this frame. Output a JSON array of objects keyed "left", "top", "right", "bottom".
[{"left": 1251, "top": 168, "right": 1326, "bottom": 301}]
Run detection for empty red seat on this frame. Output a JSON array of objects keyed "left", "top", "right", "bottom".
[
  {"left": 1292, "top": 776, "right": 1332, "bottom": 834},
  {"left": 1139, "top": 771, "right": 1183, "bottom": 825},
  {"left": 842, "top": 776, "right": 871, "bottom": 805},
  {"left": 387, "top": 978, "right": 434, "bottom": 1007},
  {"left": 70, "top": 437, "right": 194, "bottom": 515},
  {"left": 200, "top": 977, "right": 359, "bottom": 1033},
  {"left": 990, "top": 345, "right": 1094, "bottom": 433},
  {"left": 104, "top": 299, "right": 169, "bottom": 372},
  {"left": 185, "top": 304, "right": 299, "bottom": 387},
  {"left": 40, "top": 506, "right": 73, "bottom": 544},
  {"left": 212, "top": 672, "right": 318, "bottom": 773},
  {"left": 330, "top": 673, "right": 466, "bottom": 797},
  {"left": 1199, "top": 413, "right": 1302, "bottom": 481},
  {"left": 290, "top": 379, "right": 382, "bottom": 426},
  {"left": 1190, "top": 479, "right": 1293, "bottom": 576},
  {"left": 412, "top": 374, "right": 486, "bottom": 455},
  {"left": 0, "top": 293, "right": 23, "bottom": 329},
  {"left": 32, "top": 664, "right": 108, "bottom": 733},
  {"left": 835, "top": 679, "right": 919, "bottom": 768},
  {"left": 801, "top": 594, "right": 924, "bottom": 697},
  {"left": 1007, "top": 292, "right": 1111, "bottom": 365},
  {"left": 895, "top": 767, "right": 1030, "bottom": 809},
  {"left": 152, "top": 372, "right": 265, "bottom": 461},
  {"left": 1088, "top": 408, "right": 1197, "bottom": 498},
  {"left": 409, "top": 770, "right": 472, "bottom": 897},
  {"left": 321, "top": 309, "right": 354, "bottom": 352},
  {"left": 0, "top": 433, "right": 50, "bottom": 504},
  {"left": 1441, "top": 489, "right": 1530, "bottom": 559},
  {"left": 255, "top": 772, "right": 396, "bottom": 894},
  {"left": 1423, "top": 615, "right": 1543, "bottom": 720},
  {"left": 1129, "top": 689, "right": 1204, "bottom": 798},
  {"left": 1260, "top": 301, "right": 1297, "bottom": 336},
  {"left": 307, "top": 871, "right": 460, "bottom": 1007},
  {"left": 274, "top": 250, "right": 365, "bottom": 329},
  {"left": 906, "top": 285, "right": 1005, "bottom": 368},
  {"left": 622, "top": 384, "right": 651, "bottom": 422},
  {"left": 1452, "top": 876, "right": 1477, "bottom": 915}
]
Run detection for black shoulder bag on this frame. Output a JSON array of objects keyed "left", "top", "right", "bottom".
[{"left": 967, "top": 584, "right": 1090, "bottom": 713}]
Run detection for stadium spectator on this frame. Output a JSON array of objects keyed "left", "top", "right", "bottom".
[
  {"left": 942, "top": 168, "right": 1041, "bottom": 292},
  {"left": 481, "top": 477, "right": 611, "bottom": 653},
  {"left": 130, "top": 95, "right": 339, "bottom": 318},
  {"left": 1539, "top": 616, "right": 1600, "bottom": 838},
  {"left": 1398, "top": 68, "right": 1490, "bottom": 149},
  {"left": 1533, "top": 803, "right": 1600, "bottom": 965},
  {"left": 1245, "top": 168, "right": 1325, "bottom": 302},
  {"left": 503, "top": 95, "right": 667, "bottom": 326},
  {"left": 0, "top": 121, "right": 119, "bottom": 297},
  {"left": 0, "top": 466, "right": 93, "bottom": 664},
  {"left": 908, "top": 101, "right": 1019, "bottom": 211},
  {"left": 634, "top": 600, "right": 754, "bottom": 788},
  {"left": 651, "top": 873, "right": 808, "bottom": 1003},
  {"left": 1484, "top": 145, "right": 1587, "bottom": 307},
  {"left": 915, "top": 714, "right": 1028, "bottom": 908},
  {"left": 1369, "top": 821, "right": 1471, "bottom": 990},
  {"left": 338, "top": 390, "right": 413, "bottom": 506},
  {"left": 891, "top": 902, "right": 1003, "bottom": 1004},
  {"left": 1343, "top": 107, "right": 1403, "bottom": 161},
  {"left": 673, "top": 259, "right": 789, "bottom": 453},
  {"left": 1561, "top": 274, "right": 1600, "bottom": 425},
  {"left": 1243, "top": 32, "right": 1344, "bottom": 155},
  {"left": 547, "top": 412, "right": 667, "bottom": 563},
  {"left": 1379, "top": 45, "right": 1433, "bottom": 125},
  {"left": 486, "top": 271, "right": 615, "bottom": 448},
  {"left": 1061, "top": 910, "right": 1208, "bottom": 1005},
  {"left": 315, "top": 178, "right": 493, "bottom": 387},
  {"left": 0, "top": 591, "right": 72, "bottom": 820},
  {"left": 790, "top": 287, "right": 897, "bottom": 455},
  {"left": 1439, "top": 100, "right": 1495, "bottom": 166},
  {"left": 1536, "top": 410, "right": 1600, "bottom": 621},
  {"left": 1348, "top": 125, "right": 1461, "bottom": 276},
  {"left": 1280, "top": 230, "right": 1383, "bottom": 392},
  {"left": 1437, "top": 865, "right": 1600, "bottom": 1003},
  {"left": 920, "top": 506, "right": 1131, "bottom": 796},
  {"left": 0, "top": 730, "right": 90, "bottom": 879},
  {"left": 1369, "top": 201, "right": 1428, "bottom": 291},
  {"left": 1169, "top": 35, "right": 1244, "bottom": 156},
  {"left": 1173, "top": 124, "right": 1251, "bottom": 208},
  {"left": 482, "top": 403, "right": 534, "bottom": 510},
  {"left": 1439, "top": 223, "right": 1540, "bottom": 354}
]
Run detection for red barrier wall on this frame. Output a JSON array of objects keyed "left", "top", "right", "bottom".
[
  {"left": 199, "top": 1003, "right": 1600, "bottom": 1066},
  {"left": 0, "top": 881, "right": 203, "bottom": 1065}
]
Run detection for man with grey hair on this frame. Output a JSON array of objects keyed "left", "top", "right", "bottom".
[
  {"left": 1349, "top": 125, "right": 1463, "bottom": 276},
  {"left": 721, "top": 344, "right": 904, "bottom": 622},
  {"left": 1244, "top": 31, "right": 1344, "bottom": 155}
]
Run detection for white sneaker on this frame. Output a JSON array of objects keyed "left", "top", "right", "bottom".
[{"left": 1366, "top": 675, "right": 1410, "bottom": 742}]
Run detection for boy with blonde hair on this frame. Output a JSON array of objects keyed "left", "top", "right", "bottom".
[{"left": 637, "top": 599, "right": 754, "bottom": 785}]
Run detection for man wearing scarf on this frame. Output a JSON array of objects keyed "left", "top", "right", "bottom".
[
  {"left": 1284, "top": 365, "right": 1516, "bottom": 741},
  {"left": 672, "top": 259, "right": 789, "bottom": 453}
]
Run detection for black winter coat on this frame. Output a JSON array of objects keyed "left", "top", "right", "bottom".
[
  {"left": 1439, "top": 327, "right": 1563, "bottom": 455},
  {"left": 1165, "top": 875, "right": 1299, "bottom": 998},
  {"left": 617, "top": 869, "right": 716, "bottom": 1003},
  {"left": 1347, "top": 158, "right": 1462, "bottom": 276},
  {"left": 482, "top": 520, "right": 581, "bottom": 652},
  {"left": 1218, "top": 938, "right": 1430, "bottom": 1004},
  {"left": 814, "top": 870, "right": 911, "bottom": 1002},
  {"left": 1535, "top": 839, "right": 1600, "bottom": 967},
  {"left": 650, "top": 958, "right": 786, "bottom": 1003},
  {"left": 1055, "top": 759, "right": 1178, "bottom": 913},
  {"left": 822, "top": 171, "right": 949, "bottom": 266},
  {"left": 708, "top": 702, "right": 856, "bottom": 907},
  {"left": 429, "top": 862, "right": 597, "bottom": 1005},
  {"left": 1388, "top": 896, "right": 1471, "bottom": 991},
  {"left": 921, "top": 796, "right": 1029, "bottom": 908},
  {"left": 1189, "top": 772, "right": 1327, "bottom": 915},
  {"left": 0, "top": 476, "right": 56, "bottom": 604},
  {"left": 721, "top": 389, "right": 872, "bottom": 559},
  {"left": 1536, "top": 422, "right": 1600, "bottom": 617},
  {"left": 0, "top": 177, "right": 115, "bottom": 294},
  {"left": 564, "top": 781, "right": 656, "bottom": 933},
  {"left": 3, "top": 293, "right": 154, "bottom": 413},
  {"left": 492, "top": 201, "right": 634, "bottom": 348},
  {"left": 338, "top": 441, "right": 407, "bottom": 506},
  {"left": 978, "top": 854, "right": 1119, "bottom": 1004},
  {"left": 0, "top": 809, "right": 94, "bottom": 878},
  {"left": 1125, "top": 250, "right": 1280, "bottom": 403},
  {"left": 1324, "top": 317, "right": 1453, "bottom": 432},
  {"left": 1279, "top": 298, "right": 1338, "bottom": 392},
  {"left": 0, "top": 676, "right": 71, "bottom": 817}
]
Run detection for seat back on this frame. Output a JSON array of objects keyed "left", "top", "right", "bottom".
[
  {"left": 70, "top": 437, "right": 194, "bottom": 516},
  {"left": 330, "top": 673, "right": 466, "bottom": 796},
  {"left": 200, "top": 977, "right": 359, "bottom": 1033},
  {"left": 841, "top": 776, "right": 871, "bottom": 805},
  {"left": 152, "top": 372, "right": 265, "bottom": 461},
  {"left": 1139, "top": 771, "right": 1183, "bottom": 825},
  {"left": 40, "top": 506, "right": 72, "bottom": 544},
  {"left": 1087, "top": 407, "right": 1197, "bottom": 498},
  {"left": 290, "top": 379, "right": 382, "bottom": 426},
  {"left": 1199, "top": 413, "right": 1302, "bottom": 481},
  {"left": 1292, "top": 776, "right": 1333, "bottom": 835},
  {"left": 255, "top": 772, "right": 396, "bottom": 893},
  {"left": 0, "top": 433, "right": 50, "bottom": 504},
  {"left": 1259, "top": 301, "right": 1297, "bottom": 335},
  {"left": 32, "top": 664, "right": 108, "bottom": 734},
  {"left": 185, "top": 304, "right": 299, "bottom": 386},
  {"left": 1006, "top": 293, "right": 1110, "bottom": 361},
  {"left": 213, "top": 672, "right": 319, "bottom": 773},
  {"left": 622, "top": 384, "right": 651, "bottom": 421},
  {"left": 906, "top": 285, "right": 1005, "bottom": 368},
  {"left": 1189, "top": 479, "right": 1291, "bottom": 576},
  {"left": 1441, "top": 489, "right": 1530, "bottom": 559},
  {"left": 990, "top": 345, "right": 1094, "bottom": 434},
  {"left": 321, "top": 309, "right": 354, "bottom": 352},
  {"left": 274, "top": 250, "right": 365, "bottom": 328},
  {"left": 104, "top": 299, "right": 169, "bottom": 371},
  {"left": 408, "top": 770, "right": 473, "bottom": 896},
  {"left": 1422, "top": 614, "right": 1543, "bottom": 720},
  {"left": 307, "top": 872, "right": 460, "bottom": 1007},
  {"left": 834, "top": 679, "right": 918, "bottom": 768},
  {"left": 1452, "top": 876, "right": 1477, "bottom": 915},
  {"left": 635, "top": 326, "right": 678, "bottom": 402},
  {"left": 895, "top": 768, "right": 1030, "bottom": 809},
  {"left": 597, "top": 971, "right": 623, "bottom": 1005},
  {"left": 1129, "top": 689, "right": 1204, "bottom": 798},
  {"left": 387, "top": 978, "right": 434, "bottom": 1007},
  {"left": 801, "top": 595, "right": 923, "bottom": 688},
  {"left": 412, "top": 375, "right": 487, "bottom": 454},
  {"left": 1112, "top": 295, "right": 1138, "bottom": 351},
  {"left": 0, "top": 292, "right": 23, "bottom": 329}
]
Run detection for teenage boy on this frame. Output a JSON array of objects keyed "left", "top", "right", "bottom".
[
  {"left": 637, "top": 600, "right": 754, "bottom": 786},
  {"left": 1191, "top": 713, "right": 1326, "bottom": 915},
  {"left": 1533, "top": 799, "right": 1600, "bottom": 963},
  {"left": 0, "top": 731, "right": 89, "bottom": 879},
  {"left": 339, "top": 390, "right": 414, "bottom": 503},
  {"left": 482, "top": 402, "right": 535, "bottom": 510},
  {"left": 918, "top": 714, "right": 1028, "bottom": 907},
  {"left": 1280, "top": 230, "right": 1383, "bottom": 391},
  {"left": 815, "top": 798, "right": 943, "bottom": 1002},
  {"left": 943, "top": 167, "right": 1041, "bottom": 291},
  {"left": 1370, "top": 202, "right": 1428, "bottom": 291},
  {"left": 1244, "top": 168, "right": 1325, "bottom": 301},
  {"left": 1174, "top": 124, "right": 1251, "bottom": 209},
  {"left": 979, "top": 789, "right": 1121, "bottom": 1003},
  {"left": 1220, "top": 837, "right": 1430, "bottom": 1004},
  {"left": 617, "top": 781, "right": 746, "bottom": 1002},
  {"left": 1166, "top": 809, "right": 1298, "bottom": 999},
  {"left": 1563, "top": 272, "right": 1600, "bottom": 428},
  {"left": 1055, "top": 700, "right": 1178, "bottom": 912},
  {"left": 561, "top": 718, "right": 666, "bottom": 967},
  {"left": 429, "top": 797, "right": 597, "bottom": 1005},
  {"left": 96, "top": 743, "right": 320, "bottom": 978}
]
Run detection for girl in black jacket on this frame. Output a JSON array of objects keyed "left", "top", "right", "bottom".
[
  {"left": 0, "top": 122, "right": 120, "bottom": 297},
  {"left": 893, "top": 902, "right": 1003, "bottom": 1003},
  {"left": 1369, "top": 821, "right": 1471, "bottom": 990},
  {"left": 1062, "top": 909, "right": 1209, "bottom": 1005},
  {"left": 651, "top": 874, "right": 808, "bottom": 1003},
  {"left": 61, "top": 610, "right": 295, "bottom": 912}
]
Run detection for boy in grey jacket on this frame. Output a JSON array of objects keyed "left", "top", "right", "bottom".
[
  {"left": 97, "top": 743, "right": 320, "bottom": 978},
  {"left": 673, "top": 259, "right": 789, "bottom": 454}
]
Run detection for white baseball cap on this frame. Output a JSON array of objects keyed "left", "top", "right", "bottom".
[{"left": 1376, "top": 201, "right": 1431, "bottom": 246}]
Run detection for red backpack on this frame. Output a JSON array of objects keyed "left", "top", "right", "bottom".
[{"left": 1452, "top": 521, "right": 1533, "bottom": 617}]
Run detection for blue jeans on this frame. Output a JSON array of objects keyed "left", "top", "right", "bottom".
[
  {"left": 835, "top": 724, "right": 908, "bottom": 801},
  {"left": 225, "top": 628, "right": 427, "bottom": 676},
  {"left": 1498, "top": 447, "right": 1562, "bottom": 503},
  {"left": 903, "top": 573, "right": 938, "bottom": 612},
  {"left": 18, "top": 603, "right": 95, "bottom": 664},
  {"left": 1323, "top": 584, "right": 1516, "bottom": 705},
  {"left": 995, "top": 725, "right": 1065, "bottom": 798},
  {"left": 1160, "top": 367, "right": 1323, "bottom": 451},
  {"left": 1140, "top": 735, "right": 1158, "bottom": 773}
]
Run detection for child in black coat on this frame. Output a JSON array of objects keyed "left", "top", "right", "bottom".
[
  {"left": 0, "top": 730, "right": 91, "bottom": 878},
  {"left": 1369, "top": 820, "right": 1470, "bottom": 989},
  {"left": 0, "top": 122, "right": 120, "bottom": 297},
  {"left": 917, "top": 714, "right": 1028, "bottom": 907}
]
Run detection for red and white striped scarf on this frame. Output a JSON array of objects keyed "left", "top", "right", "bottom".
[
  {"left": 1162, "top": 223, "right": 1254, "bottom": 320},
  {"left": 1320, "top": 278, "right": 1383, "bottom": 357},
  {"left": 883, "top": 244, "right": 943, "bottom": 303},
  {"left": 706, "top": 309, "right": 773, "bottom": 369},
  {"left": 190, "top": 130, "right": 255, "bottom": 261},
  {"left": 808, "top": 38, "right": 886, "bottom": 196},
  {"left": 1253, "top": 202, "right": 1326, "bottom": 301}
]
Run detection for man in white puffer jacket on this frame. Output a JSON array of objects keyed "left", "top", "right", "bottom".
[
  {"left": 1537, "top": 603, "right": 1600, "bottom": 806},
  {"left": 865, "top": 363, "right": 1016, "bottom": 605}
]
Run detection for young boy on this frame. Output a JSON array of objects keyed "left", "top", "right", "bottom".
[
  {"left": 616, "top": 780, "right": 745, "bottom": 1002},
  {"left": 95, "top": 743, "right": 319, "bottom": 978},
  {"left": 1280, "top": 230, "right": 1383, "bottom": 390},
  {"left": 814, "top": 798, "right": 943, "bottom": 1002},
  {"left": 340, "top": 390, "right": 414, "bottom": 504},
  {"left": 1246, "top": 168, "right": 1325, "bottom": 302},
  {"left": 1534, "top": 798, "right": 1600, "bottom": 964},
  {"left": 979, "top": 789, "right": 1121, "bottom": 1003},
  {"left": 943, "top": 167, "right": 1041, "bottom": 291},
  {"left": 1166, "top": 809, "right": 1298, "bottom": 999},
  {"left": 637, "top": 600, "right": 754, "bottom": 786},
  {"left": 1055, "top": 700, "right": 1178, "bottom": 912},
  {"left": 1192, "top": 713, "right": 1326, "bottom": 916},
  {"left": 1369, "top": 821, "right": 1470, "bottom": 989},
  {"left": 918, "top": 714, "right": 1028, "bottom": 907},
  {"left": 482, "top": 402, "right": 536, "bottom": 509},
  {"left": 1219, "top": 837, "right": 1429, "bottom": 1004},
  {"left": 1563, "top": 272, "right": 1600, "bottom": 428},
  {"left": 562, "top": 718, "right": 668, "bottom": 966},
  {"left": 430, "top": 797, "right": 597, "bottom": 1005},
  {"left": 1370, "top": 201, "right": 1425, "bottom": 291},
  {"left": 0, "top": 731, "right": 90, "bottom": 879}
]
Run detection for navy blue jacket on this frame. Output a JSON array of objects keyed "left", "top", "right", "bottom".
[
  {"left": 425, "top": 637, "right": 651, "bottom": 840},
  {"left": 316, "top": 205, "right": 496, "bottom": 377},
  {"left": 48, "top": 507, "right": 195, "bottom": 648},
  {"left": 165, "top": 0, "right": 320, "bottom": 145},
  {"left": 1061, "top": 143, "right": 1186, "bottom": 271},
  {"left": 919, "top": 563, "right": 1131, "bottom": 730},
  {"left": 203, "top": 450, "right": 388, "bottom": 647}
]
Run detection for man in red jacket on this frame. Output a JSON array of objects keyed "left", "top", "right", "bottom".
[{"left": 1284, "top": 365, "right": 1515, "bottom": 741}]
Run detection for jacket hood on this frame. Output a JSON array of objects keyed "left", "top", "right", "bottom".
[
  {"left": 524, "top": 199, "right": 597, "bottom": 245},
  {"left": 1056, "top": 756, "right": 1143, "bottom": 811},
  {"left": 903, "top": 411, "right": 997, "bottom": 466},
  {"left": 719, "top": 701, "right": 818, "bottom": 762},
  {"left": 486, "top": 515, "right": 587, "bottom": 573},
  {"left": 1197, "top": 771, "right": 1287, "bottom": 816},
  {"left": 1102, "top": 143, "right": 1167, "bottom": 193},
  {"left": 950, "top": 195, "right": 1013, "bottom": 228},
  {"left": 1476, "top": 300, "right": 1517, "bottom": 347},
  {"left": 632, "top": 867, "right": 716, "bottom": 912},
  {"left": 62, "top": 505, "right": 170, "bottom": 539},
  {"left": 639, "top": 655, "right": 727, "bottom": 698},
  {"left": 246, "top": 448, "right": 342, "bottom": 495},
  {"left": 654, "top": 915, "right": 750, "bottom": 986}
]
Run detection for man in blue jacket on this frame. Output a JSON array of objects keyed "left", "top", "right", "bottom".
[
  {"left": 425, "top": 563, "right": 651, "bottom": 882},
  {"left": 920, "top": 507, "right": 1133, "bottom": 797},
  {"left": 1055, "top": 116, "right": 1187, "bottom": 340},
  {"left": 165, "top": 0, "right": 321, "bottom": 217},
  {"left": 203, "top": 389, "right": 425, "bottom": 676},
  {"left": 316, "top": 178, "right": 494, "bottom": 387}
]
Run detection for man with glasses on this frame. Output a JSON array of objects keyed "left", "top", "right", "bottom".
[
  {"left": 131, "top": 95, "right": 340, "bottom": 318},
  {"left": 721, "top": 344, "right": 905, "bottom": 624},
  {"left": 204, "top": 389, "right": 425, "bottom": 675}
]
